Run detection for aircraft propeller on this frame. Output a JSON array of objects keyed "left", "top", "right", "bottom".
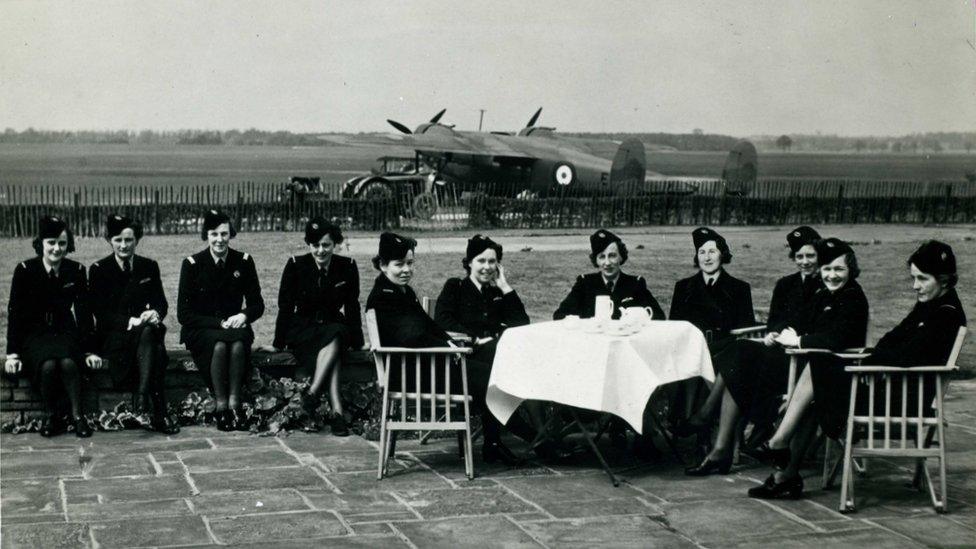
[
  {"left": 526, "top": 107, "right": 542, "bottom": 128},
  {"left": 387, "top": 109, "right": 449, "bottom": 135}
]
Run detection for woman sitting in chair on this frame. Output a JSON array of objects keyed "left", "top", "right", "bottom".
[
  {"left": 686, "top": 238, "right": 869, "bottom": 477},
  {"left": 553, "top": 229, "right": 664, "bottom": 321},
  {"left": 748, "top": 240, "right": 965, "bottom": 499},
  {"left": 273, "top": 218, "right": 364, "bottom": 436}
]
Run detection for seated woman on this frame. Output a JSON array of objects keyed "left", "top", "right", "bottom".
[
  {"left": 89, "top": 214, "right": 177, "bottom": 434},
  {"left": 673, "top": 226, "right": 822, "bottom": 442},
  {"left": 273, "top": 218, "right": 364, "bottom": 436},
  {"left": 4, "top": 216, "right": 101, "bottom": 438},
  {"left": 178, "top": 210, "right": 264, "bottom": 432},
  {"left": 668, "top": 227, "right": 755, "bottom": 430},
  {"left": 553, "top": 229, "right": 664, "bottom": 321},
  {"left": 748, "top": 240, "right": 965, "bottom": 499},
  {"left": 686, "top": 238, "right": 869, "bottom": 476},
  {"left": 365, "top": 232, "right": 520, "bottom": 465}
]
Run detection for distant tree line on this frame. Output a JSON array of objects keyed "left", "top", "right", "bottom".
[
  {"left": 753, "top": 132, "right": 976, "bottom": 154},
  {"left": 565, "top": 132, "right": 741, "bottom": 152},
  {"left": 0, "top": 128, "right": 325, "bottom": 146}
]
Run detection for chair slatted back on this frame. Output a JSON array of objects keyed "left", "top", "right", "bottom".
[{"left": 365, "top": 309, "right": 386, "bottom": 386}]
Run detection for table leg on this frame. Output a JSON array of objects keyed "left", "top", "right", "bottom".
[
  {"left": 570, "top": 409, "right": 620, "bottom": 487},
  {"left": 646, "top": 409, "right": 686, "bottom": 467}
]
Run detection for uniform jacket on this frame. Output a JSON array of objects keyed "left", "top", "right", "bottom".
[
  {"left": 177, "top": 248, "right": 264, "bottom": 342},
  {"left": 6, "top": 257, "right": 94, "bottom": 355},
  {"left": 865, "top": 289, "right": 966, "bottom": 367},
  {"left": 435, "top": 277, "right": 530, "bottom": 339},
  {"left": 273, "top": 253, "right": 364, "bottom": 350},
  {"left": 793, "top": 280, "right": 869, "bottom": 350},
  {"left": 89, "top": 254, "right": 168, "bottom": 346},
  {"left": 553, "top": 272, "right": 665, "bottom": 321},
  {"left": 669, "top": 270, "right": 755, "bottom": 339},
  {"left": 766, "top": 272, "right": 822, "bottom": 332},
  {"left": 365, "top": 274, "right": 450, "bottom": 348}
]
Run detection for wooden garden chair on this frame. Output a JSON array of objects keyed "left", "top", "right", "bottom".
[
  {"left": 417, "top": 296, "right": 475, "bottom": 445},
  {"left": 365, "top": 309, "right": 475, "bottom": 480}
]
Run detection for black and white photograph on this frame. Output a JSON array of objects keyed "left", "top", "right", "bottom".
[{"left": 1, "top": 1, "right": 974, "bottom": 547}]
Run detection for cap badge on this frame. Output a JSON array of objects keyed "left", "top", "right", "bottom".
[
  {"left": 793, "top": 231, "right": 800, "bottom": 237},
  {"left": 827, "top": 242, "right": 835, "bottom": 247},
  {"left": 598, "top": 231, "right": 605, "bottom": 237},
  {"left": 394, "top": 237, "right": 401, "bottom": 243},
  {"left": 941, "top": 252, "right": 947, "bottom": 260},
  {"left": 312, "top": 223, "right": 319, "bottom": 229},
  {"left": 210, "top": 209, "right": 218, "bottom": 215},
  {"left": 51, "top": 216, "right": 59, "bottom": 222}
]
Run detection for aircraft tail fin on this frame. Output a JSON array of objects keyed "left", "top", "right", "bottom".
[
  {"left": 721, "top": 140, "right": 758, "bottom": 195},
  {"left": 610, "top": 139, "right": 646, "bottom": 187}
]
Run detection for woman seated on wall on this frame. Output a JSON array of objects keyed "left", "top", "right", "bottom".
[
  {"left": 273, "top": 218, "right": 364, "bottom": 436},
  {"left": 748, "top": 240, "right": 965, "bottom": 499},
  {"left": 4, "top": 216, "right": 101, "bottom": 438},
  {"left": 672, "top": 226, "right": 822, "bottom": 444},
  {"left": 178, "top": 210, "right": 264, "bottom": 432},
  {"left": 553, "top": 229, "right": 664, "bottom": 321},
  {"left": 89, "top": 214, "right": 178, "bottom": 434},
  {"left": 686, "top": 238, "right": 869, "bottom": 476}
]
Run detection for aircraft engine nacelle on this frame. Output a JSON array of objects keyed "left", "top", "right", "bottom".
[{"left": 414, "top": 123, "right": 458, "bottom": 137}]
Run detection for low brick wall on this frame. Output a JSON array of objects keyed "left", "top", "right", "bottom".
[{"left": 0, "top": 349, "right": 375, "bottom": 424}]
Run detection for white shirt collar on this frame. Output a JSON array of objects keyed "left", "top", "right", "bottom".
[
  {"left": 115, "top": 255, "right": 132, "bottom": 270},
  {"left": 702, "top": 270, "right": 721, "bottom": 285},
  {"left": 210, "top": 250, "right": 227, "bottom": 265},
  {"left": 468, "top": 275, "right": 483, "bottom": 292},
  {"left": 602, "top": 274, "right": 619, "bottom": 287},
  {"left": 44, "top": 263, "right": 59, "bottom": 275}
]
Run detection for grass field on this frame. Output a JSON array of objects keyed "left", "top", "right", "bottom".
[
  {"left": 1, "top": 225, "right": 973, "bottom": 373},
  {"left": 1, "top": 145, "right": 973, "bottom": 198}
]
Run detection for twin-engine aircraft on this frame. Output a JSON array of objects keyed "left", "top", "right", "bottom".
[{"left": 325, "top": 109, "right": 757, "bottom": 198}]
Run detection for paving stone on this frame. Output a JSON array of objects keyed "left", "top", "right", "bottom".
[
  {"left": 208, "top": 435, "right": 284, "bottom": 448},
  {"left": 1, "top": 478, "right": 63, "bottom": 517},
  {"left": 188, "top": 488, "right": 312, "bottom": 516},
  {"left": 190, "top": 466, "right": 333, "bottom": 493},
  {"left": 158, "top": 462, "right": 187, "bottom": 475},
  {"left": 496, "top": 474, "right": 642, "bottom": 507},
  {"left": 327, "top": 469, "right": 453, "bottom": 493},
  {"left": 543, "top": 496, "right": 662, "bottom": 519},
  {"left": 396, "top": 487, "right": 534, "bottom": 519},
  {"left": 182, "top": 537, "right": 409, "bottom": 548},
  {"left": 1, "top": 449, "right": 81, "bottom": 479},
  {"left": 412, "top": 450, "right": 554, "bottom": 480},
  {"left": 874, "top": 515, "right": 976, "bottom": 548},
  {"left": 177, "top": 446, "right": 301, "bottom": 472},
  {"left": 280, "top": 433, "right": 376, "bottom": 454},
  {"left": 0, "top": 522, "right": 90, "bottom": 549},
  {"left": 310, "top": 451, "right": 384, "bottom": 473},
  {"left": 66, "top": 498, "right": 192, "bottom": 521},
  {"left": 301, "top": 490, "right": 416, "bottom": 523},
  {"left": 0, "top": 514, "right": 67, "bottom": 525},
  {"left": 63, "top": 474, "right": 192, "bottom": 504},
  {"left": 88, "top": 515, "right": 213, "bottom": 548},
  {"left": 627, "top": 470, "right": 761, "bottom": 502},
  {"left": 348, "top": 522, "right": 397, "bottom": 535},
  {"left": 715, "top": 526, "right": 928, "bottom": 548},
  {"left": 507, "top": 512, "right": 552, "bottom": 522},
  {"left": 662, "top": 499, "right": 815, "bottom": 545},
  {"left": 81, "top": 453, "right": 156, "bottom": 478},
  {"left": 522, "top": 515, "right": 698, "bottom": 548},
  {"left": 393, "top": 515, "right": 543, "bottom": 548},
  {"left": 207, "top": 510, "right": 348, "bottom": 544},
  {"left": 117, "top": 439, "right": 212, "bottom": 455}
]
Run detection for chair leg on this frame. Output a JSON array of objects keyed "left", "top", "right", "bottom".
[
  {"left": 377, "top": 395, "right": 391, "bottom": 481},
  {"left": 821, "top": 438, "right": 833, "bottom": 489},
  {"left": 457, "top": 431, "right": 464, "bottom": 459}
]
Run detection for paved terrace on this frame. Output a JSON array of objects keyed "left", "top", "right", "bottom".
[{"left": 2, "top": 381, "right": 975, "bottom": 548}]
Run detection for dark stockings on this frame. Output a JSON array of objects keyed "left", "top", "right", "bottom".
[
  {"left": 210, "top": 341, "right": 248, "bottom": 411},
  {"left": 310, "top": 340, "right": 343, "bottom": 415},
  {"left": 706, "top": 387, "right": 741, "bottom": 461},
  {"left": 38, "top": 358, "right": 83, "bottom": 419},
  {"left": 135, "top": 327, "right": 166, "bottom": 411}
]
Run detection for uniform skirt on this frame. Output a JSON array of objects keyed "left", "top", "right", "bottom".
[
  {"left": 716, "top": 339, "right": 790, "bottom": 423},
  {"left": 808, "top": 355, "right": 850, "bottom": 439},
  {"left": 100, "top": 324, "right": 168, "bottom": 389},
  {"left": 183, "top": 326, "right": 254, "bottom": 390},
  {"left": 283, "top": 321, "right": 348, "bottom": 378},
  {"left": 21, "top": 331, "right": 87, "bottom": 387}
]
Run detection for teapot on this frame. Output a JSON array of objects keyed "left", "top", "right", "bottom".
[{"left": 620, "top": 306, "right": 653, "bottom": 326}]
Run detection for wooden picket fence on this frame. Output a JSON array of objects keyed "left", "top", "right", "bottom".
[{"left": 1, "top": 179, "right": 974, "bottom": 237}]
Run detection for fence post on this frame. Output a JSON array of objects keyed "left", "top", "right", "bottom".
[
  {"left": 153, "top": 190, "right": 160, "bottom": 234},
  {"left": 835, "top": 185, "right": 845, "bottom": 223},
  {"left": 943, "top": 184, "right": 953, "bottom": 223}
]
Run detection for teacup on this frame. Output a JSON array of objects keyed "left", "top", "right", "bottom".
[{"left": 563, "top": 315, "right": 580, "bottom": 329}]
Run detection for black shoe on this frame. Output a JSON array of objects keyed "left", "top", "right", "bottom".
[
  {"left": 671, "top": 419, "right": 709, "bottom": 438},
  {"left": 331, "top": 415, "right": 350, "bottom": 437},
  {"left": 39, "top": 415, "right": 65, "bottom": 438},
  {"left": 301, "top": 392, "right": 321, "bottom": 415},
  {"left": 748, "top": 473, "right": 804, "bottom": 500},
  {"left": 533, "top": 440, "right": 575, "bottom": 462},
  {"left": 482, "top": 440, "right": 522, "bottom": 466},
  {"left": 74, "top": 417, "right": 93, "bottom": 438},
  {"left": 742, "top": 442, "right": 791, "bottom": 470},
  {"left": 633, "top": 435, "right": 661, "bottom": 462},
  {"left": 149, "top": 392, "right": 179, "bottom": 435},
  {"left": 684, "top": 455, "right": 732, "bottom": 476},
  {"left": 215, "top": 410, "right": 234, "bottom": 432},
  {"left": 232, "top": 409, "right": 249, "bottom": 432}
]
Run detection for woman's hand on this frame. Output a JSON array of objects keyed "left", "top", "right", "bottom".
[
  {"left": 762, "top": 332, "right": 779, "bottom": 347},
  {"left": 494, "top": 264, "right": 513, "bottom": 294},
  {"left": 85, "top": 354, "right": 104, "bottom": 370},
  {"left": 127, "top": 317, "right": 143, "bottom": 331},
  {"left": 775, "top": 328, "right": 801, "bottom": 348},
  {"left": 222, "top": 313, "right": 248, "bottom": 329},
  {"left": 140, "top": 309, "right": 161, "bottom": 326},
  {"left": 4, "top": 357, "right": 22, "bottom": 375}
]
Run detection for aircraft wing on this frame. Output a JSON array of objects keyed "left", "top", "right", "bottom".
[{"left": 317, "top": 132, "right": 534, "bottom": 159}]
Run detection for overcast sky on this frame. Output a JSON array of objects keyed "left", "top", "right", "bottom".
[{"left": 1, "top": 0, "right": 974, "bottom": 136}]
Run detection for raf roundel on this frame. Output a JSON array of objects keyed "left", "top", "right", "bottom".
[{"left": 553, "top": 163, "right": 575, "bottom": 186}]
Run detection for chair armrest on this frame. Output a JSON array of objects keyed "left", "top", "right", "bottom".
[
  {"left": 371, "top": 346, "right": 473, "bottom": 355},
  {"left": 833, "top": 352, "right": 871, "bottom": 360},
  {"left": 785, "top": 347, "right": 834, "bottom": 356},
  {"left": 730, "top": 325, "right": 766, "bottom": 336},
  {"left": 845, "top": 365, "right": 958, "bottom": 373},
  {"left": 447, "top": 332, "right": 473, "bottom": 344}
]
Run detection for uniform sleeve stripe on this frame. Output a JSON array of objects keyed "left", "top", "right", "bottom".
[
  {"left": 243, "top": 253, "right": 250, "bottom": 261},
  {"left": 186, "top": 256, "right": 196, "bottom": 264}
]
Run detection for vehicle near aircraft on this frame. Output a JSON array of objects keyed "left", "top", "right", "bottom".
[{"left": 329, "top": 109, "right": 758, "bottom": 216}]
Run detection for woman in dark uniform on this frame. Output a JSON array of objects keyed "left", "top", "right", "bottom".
[
  {"left": 89, "top": 214, "right": 177, "bottom": 434},
  {"left": 674, "top": 226, "right": 822, "bottom": 444},
  {"left": 686, "top": 238, "right": 869, "bottom": 477},
  {"left": 177, "top": 210, "right": 264, "bottom": 431},
  {"left": 668, "top": 227, "right": 755, "bottom": 433},
  {"left": 4, "top": 216, "right": 100, "bottom": 437},
  {"left": 273, "top": 218, "right": 364, "bottom": 436},
  {"left": 553, "top": 229, "right": 664, "bottom": 321},
  {"left": 435, "top": 234, "right": 530, "bottom": 464},
  {"left": 749, "top": 240, "right": 963, "bottom": 499}
]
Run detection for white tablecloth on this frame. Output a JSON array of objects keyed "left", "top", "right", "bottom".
[{"left": 486, "top": 320, "right": 714, "bottom": 434}]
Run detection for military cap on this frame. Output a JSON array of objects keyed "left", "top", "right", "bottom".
[
  {"left": 786, "top": 226, "right": 820, "bottom": 253},
  {"left": 465, "top": 234, "right": 503, "bottom": 262},
  {"left": 908, "top": 240, "right": 956, "bottom": 277},
  {"left": 105, "top": 214, "right": 143, "bottom": 240}
]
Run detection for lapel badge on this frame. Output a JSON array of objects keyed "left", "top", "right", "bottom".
[{"left": 233, "top": 270, "right": 241, "bottom": 278}]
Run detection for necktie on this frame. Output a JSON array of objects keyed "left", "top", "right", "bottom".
[
  {"left": 122, "top": 258, "right": 131, "bottom": 275},
  {"left": 606, "top": 280, "right": 614, "bottom": 294},
  {"left": 707, "top": 277, "right": 715, "bottom": 288},
  {"left": 49, "top": 269, "right": 57, "bottom": 282},
  {"left": 216, "top": 259, "right": 225, "bottom": 271},
  {"left": 318, "top": 267, "right": 327, "bottom": 288}
]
